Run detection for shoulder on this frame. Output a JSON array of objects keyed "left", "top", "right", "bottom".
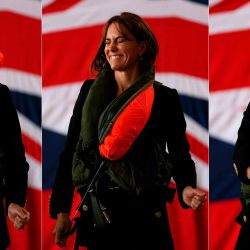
[
  {"left": 154, "top": 81, "right": 179, "bottom": 101},
  {"left": 0, "top": 83, "right": 11, "bottom": 102},
  {"left": 0, "top": 83, "right": 9, "bottom": 94},
  {"left": 76, "top": 79, "right": 95, "bottom": 98},
  {"left": 78, "top": 79, "right": 95, "bottom": 94}
]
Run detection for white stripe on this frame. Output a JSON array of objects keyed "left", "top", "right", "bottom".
[
  {"left": 43, "top": 0, "right": 207, "bottom": 34},
  {"left": 26, "top": 154, "right": 42, "bottom": 190},
  {"left": 192, "top": 155, "right": 208, "bottom": 191},
  {"left": 156, "top": 73, "right": 208, "bottom": 100},
  {"left": 185, "top": 114, "right": 208, "bottom": 146},
  {"left": 210, "top": 2, "right": 250, "bottom": 34},
  {"left": 0, "top": 68, "right": 41, "bottom": 97},
  {"left": 17, "top": 112, "right": 42, "bottom": 144},
  {"left": 42, "top": 82, "right": 82, "bottom": 135},
  {"left": 0, "top": 0, "right": 41, "bottom": 19},
  {"left": 210, "top": 87, "right": 250, "bottom": 145}
]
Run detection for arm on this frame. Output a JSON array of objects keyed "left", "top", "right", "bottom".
[
  {"left": 49, "top": 80, "right": 93, "bottom": 247},
  {"left": 164, "top": 88, "right": 205, "bottom": 208},
  {"left": 233, "top": 102, "right": 250, "bottom": 184},
  {"left": 49, "top": 80, "right": 93, "bottom": 218},
  {"left": 0, "top": 84, "right": 30, "bottom": 227}
]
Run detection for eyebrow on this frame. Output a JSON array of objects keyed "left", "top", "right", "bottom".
[{"left": 105, "top": 35, "right": 126, "bottom": 41}]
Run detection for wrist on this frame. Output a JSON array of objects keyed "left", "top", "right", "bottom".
[{"left": 57, "top": 212, "right": 69, "bottom": 219}]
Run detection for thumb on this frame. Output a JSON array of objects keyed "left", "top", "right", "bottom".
[{"left": 193, "top": 189, "right": 206, "bottom": 198}]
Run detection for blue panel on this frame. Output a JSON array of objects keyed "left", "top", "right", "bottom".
[
  {"left": 42, "top": 128, "right": 66, "bottom": 189},
  {"left": 179, "top": 94, "right": 208, "bottom": 130},
  {"left": 11, "top": 91, "right": 41, "bottom": 126},
  {"left": 210, "top": 137, "right": 241, "bottom": 201}
]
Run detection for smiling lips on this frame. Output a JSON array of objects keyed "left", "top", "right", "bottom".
[{"left": 110, "top": 55, "right": 122, "bottom": 60}]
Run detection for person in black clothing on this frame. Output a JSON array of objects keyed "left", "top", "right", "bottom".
[
  {"left": 233, "top": 102, "right": 250, "bottom": 250},
  {"left": 0, "top": 83, "right": 30, "bottom": 250},
  {"left": 50, "top": 12, "right": 206, "bottom": 250}
]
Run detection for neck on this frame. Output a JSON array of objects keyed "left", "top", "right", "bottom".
[{"left": 114, "top": 68, "right": 139, "bottom": 93}]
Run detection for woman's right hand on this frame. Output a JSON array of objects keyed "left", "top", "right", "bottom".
[{"left": 53, "top": 213, "right": 72, "bottom": 247}]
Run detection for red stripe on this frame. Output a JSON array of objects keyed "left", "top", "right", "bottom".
[
  {"left": 210, "top": 199, "right": 241, "bottom": 250},
  {"left": 22, "top": 132, "right": 41, "bottom": 163},
  {"left": 167, "top": 187, "right": 208, "bottom": 250},
  {"left": 210, "top": 0, "right": 249, "bottom": 14},
  {"left": 147, "top": 18, "right": 208, "bottom": 79},
  {"left": 8, "top": 188, "right": 41, "bottom": 250},
  {"left": 43, "top": 0, "right": 83, "bottom": 14},
  {"left": 43, "top": 17, "right": 207, "bottom": 87},
  {"left": 210, "top": 30, "right": 250, "bottom": 91},
  {"left": 0, "top": 11, "right": 41, "bottom": 75},
  {"left": 187, "top": 133, "right": 208, "bottom": 164}
]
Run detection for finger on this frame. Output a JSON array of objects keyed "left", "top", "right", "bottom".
[
  {"left": 55, "top": 237, "right": 67, "bottom": 247},
  {"left": 193, "top": 190, "right": 206, "bottom": 198},
  {"left": 15, "top": 215, "right": 29, "bottom": 225},
  {"left": 194, "top": 195, "right": 206, "bottom": 203},
  {"left": 14, "top": 223, "right": 24, "bottom": 230},
  {"left": 191, "top": 198, "right": 204, "bottom": 210},
  {"left": 15, "top": 208, "right": 28, "bottom": 220},
  {"left": 54, "top": 231, "right": 61, "bottom": 243},
  {"left": 22, "top": 208, "right": 30, "bottom": 220},
  {"left": 14, "top": 219, "right": 25, "bottom": 230}
]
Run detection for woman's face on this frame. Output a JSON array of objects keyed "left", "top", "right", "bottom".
[{"left": 104, "top": 23, "right": 145, "bottom": 73}]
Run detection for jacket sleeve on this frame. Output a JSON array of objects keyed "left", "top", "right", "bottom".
[
  {"left": 164, "top": 88, "right": 197, "bottom": 208},
  {"left": 0, "top": 84, "right": 29, "bottom": 208},
  {"left": 49, "top": 80, "right": 93, "bottom": 219},
  {"left": 233, "top": 102, "right": 250, "bottom": 184}
]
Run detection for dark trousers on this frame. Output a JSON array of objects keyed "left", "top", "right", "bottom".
[{"left": 74, "top": 188, "right": 174, "bottom": 250}]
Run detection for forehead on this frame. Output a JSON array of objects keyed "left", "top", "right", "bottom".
[{"left": 105, "top": 23, "right": 133, "bottom": 38}]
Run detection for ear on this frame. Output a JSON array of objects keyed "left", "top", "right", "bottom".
[{"left": 138, "top": 41, "right": 147, "bottom": 56}]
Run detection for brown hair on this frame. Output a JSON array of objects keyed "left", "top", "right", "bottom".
[{"left": 91, "top": 12, "right": 159, "bottom": 74}]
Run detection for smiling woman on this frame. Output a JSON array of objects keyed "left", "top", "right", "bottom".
[
  {"left": 49, "top": 12, "right": 206, "bottom": 250},
  {"left": 104, "top": 23, "right": 145, "bottom": 71}
]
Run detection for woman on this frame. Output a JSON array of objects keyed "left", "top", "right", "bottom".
[
  {"left": 234, "top": 102, "right": 250, "bottom": 249},
  {"left": 0, "top": 83, "right": 30, "bottom": 249},
  {"left": 50, "top": 12, "right": 206, "bottom": 250}
]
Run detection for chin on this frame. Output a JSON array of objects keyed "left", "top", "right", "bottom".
[{"left": 110, "top": 65, "right": 122, "bottom": 71}]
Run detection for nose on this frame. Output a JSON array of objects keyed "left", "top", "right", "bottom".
[
  {"left": 107, "top": 41, "right": 118, "bottom": 52},
  {"left": 110, "top": 44, "right": 118, "bottom": 52}
]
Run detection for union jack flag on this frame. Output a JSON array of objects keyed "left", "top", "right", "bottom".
[
  {"left": 0, "top": 0, "right": 41, "bottom": 250},
  {"left": 210, "top": 0, "right": 250, "bottom": 249},
  {"left": 42, "top": 0, "right": 208, "bottom": 250},
  {"left": 1, "top": 0, "right": 210, "bottom": 249}
]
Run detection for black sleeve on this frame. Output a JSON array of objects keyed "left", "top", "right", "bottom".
[
  {"left": 49, "top": 80, "right": 93, "bottom": 219},
  {"left": 165, "top": 88, "right": 197, "bottom": 208},
  {"left": 0, "top": 84, "right": 29, "bottom": 208},
  {"left": 233, "top": 102, "right": 250, "bottom": 184}
]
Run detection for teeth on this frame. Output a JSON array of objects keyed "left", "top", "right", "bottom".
[{"left": 111, "top": 55, "right": 120, "bottom": 59}]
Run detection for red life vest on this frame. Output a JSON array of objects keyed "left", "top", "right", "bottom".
[{"left": 99, "top": 84, "right": 154, "bottom": 161}]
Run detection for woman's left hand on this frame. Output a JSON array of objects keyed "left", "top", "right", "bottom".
[
  {"left": 8, "top": 203, "right": 30, "bottom": 229},
  {"left": 182, "top": 186, "right": 206, "bottom": 210}
]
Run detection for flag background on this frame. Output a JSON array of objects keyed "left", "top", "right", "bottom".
[
  {"left": 0, "top": 0, "right": 41, "bottom": 250},
  {"left": 1, "top": 0, "right": 250, "bottom": 249},
  {"left": 42, "top": 0, "right": 208, "bottom": 250},
  {"left": 209, "top": 0, "right": 250, "bottom": 249}
]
